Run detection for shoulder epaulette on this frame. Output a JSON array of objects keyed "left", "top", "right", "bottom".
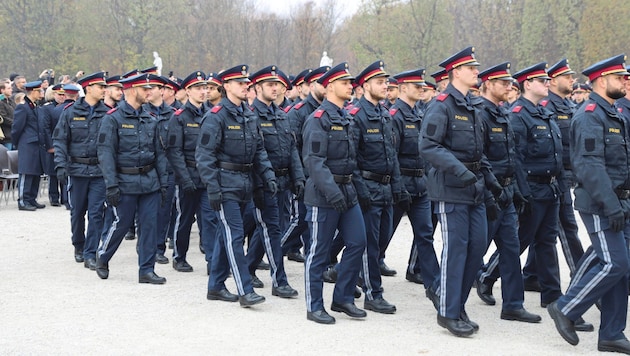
[
  {"left": 511, "top": 105, "right": 523, "bottom": 113},
  {"left": 349, "top": 106, "right": 360, "bottom": 115},
  {"left": 314, "top": 109, "right": 325, "bottom": 118},
  {"left": 174, "top": 108, "right": 184, "bottom": 116},
  {"left": 618, "top": 107, "right": 623, "bottom": 113},
  {"left": 585, "top": 103, "right": 596, "bottom": 112},
  {"left": 283, "top": 105, "right": 292, "bottom": 113},
  {"left": 63, "top": 102, "right": 74, "bottom": 110},
  {"left": 106, "top": 107, "right": 118, "bottom": 115},
  {"left": 436, "top": 93, "right": 449, "bottom": 102},
  {"left": 210, "top": 105, "right": 222, "bottom": 114},
  {"left": 389, "top": 108, "right": 398, "bottom": 116},
  {"left": 540, "top": 99, "right": 549, "bottom": 107},
  {"left": 293, "top": 101, "right": 304, "bottom": 110}
]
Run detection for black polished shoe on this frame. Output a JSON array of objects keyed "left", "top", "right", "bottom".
[
  {"left": 251, "top": 274, "right": 264, "bottom": 288},
  {"left": 287, "top": 251, "right": 305, "bottom": 263},
  {"left": 461, "top": 310, "right": 479, "bottom": 332},
  {"left": 574, "top": 317, "right": 594, "bottom": 332},
  {"left": 323, "top": 266, "right": 338, "bottom": 283},
  {"left": 124, "top": 231, "right": 136, "bottom": 240},
  {"left": 50, "top": 201, "right": 61, "bottom": 207},
  {"left": 476, "top": 280, "right": 496, "bottom": 306},
  {"left": 501, "top": 308, "right": 542, "bottom": 323},
  {"left": 239, "top": 292, "right": 265, "bottom": 307},
  {"left": 18, "top": 203, "right": 37, "bottom": 211},
  {"left": 598, "top": 338, "right": 630, "bottom": 354},
  {"left": 83, "top": 258, "right": 97, "bottom": 270},
  {"left": 74, "top": 247, "right": 84, "bottom": 263},
  {"left": 523, "top": 278, "right": 541, "bottom": 292},
  {"left": 155, "top": 253, "right": 169, "bottom": 264},
  {"left": 405, "top": 271, "right": 424, "bottom": 284},
  {"left": 199, "top": 241, "right": 205, "bottom": 254},
  {"left": 272, "top": 284, "right": 298, "bottom": 298},
  {"left": 207, "top": 288, "right": 238, "bottom": 302},
  {"left": 547, "top": 301, "right": 579, "bottom": 345},
  {"left": 364, "top": 297, "right": 396, "bottom": 314},
  {"left": 379, "top": 262, "right": 397, "bottom": 276},
  {"left": 139, "top": 271, "right": 167, "bottom": 284},
  {"left": 95, "top": 259, "right": 109, "bottom": 279},
  {"left": 307, "top": 309, "right": 335, "bottom": 324},
  {"left": 173, "top": 259, "right": 193, "bottom": 272},
  {"left": 354, "top": 286, "right": 362, "bottom": 299},
  {"left": 257, "top": 261, "right": 270, "bottom": 270},
  {"left": 32, "top": 201, "right": 45, "bottom": 209},
  {"left": 426, "top": 287, "right": 439, "bottom": 311},
  {"left": 331, "top": 301, "right": 367, "bottom": 318},
  {"left": 437, "top": 314, "right": 474, "bottom": 337}
]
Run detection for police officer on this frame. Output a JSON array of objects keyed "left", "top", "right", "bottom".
[
  {"left": 383, "top": 77, "right": 398, "bottom": 109},
  {"left": 420, "top": 47, "right": 502, "bottom": 337},
  {"left": 473, "top": 62, "right": 541, "bottom": 323},
  {"left": 430, "top": 69, "right": 449, "bottom": 93},
  {"left": 522, "top": 59, "right": 584, "bottom": 289},
  {"left": 51, "top": 84, "right": 80, "bottom": 210},
  {"left": 40, "top": 84, "right": 66, "bottom": 206},
  {"left": 12, "top": 80, "right": 45, "bottom": 211},
  {"left": 195, "top": 64, "right": 275, "bottom": 307},
  {"left": 104, "top": 75, "right": 123, "bottom": 109},
  {"left": 302, "top": 62, "right": 367, "bottom": 324},
  {"left": 350, "top": 60, "right": 401, "bottom": 314},
  {"left": 388, "top": 69, "right": 440, "bottom": 291},
  {"left": 96, "top": 73, "right": 169, "bottom": 284},
  {"left": 53, "top": 73, "right": 108, "bottom": 268},
  {"left": 292, "top": 69, "right": 312, "bottom": 102},
  {"left": 245, "top": 65, "right": 303, "bottom": 298},
  {"left": 548, "top": 55, "right": 630, "bottom": 354},
  {"left": 167, "top": 71, "right": 215, "bottom": 273}
]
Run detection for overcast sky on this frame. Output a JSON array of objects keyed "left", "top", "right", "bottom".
[{"left": 255, "top": 0, "right": 362, "bottom": 18}]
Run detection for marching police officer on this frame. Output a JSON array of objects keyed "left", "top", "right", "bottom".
[
  {"left": 245, "top": 65, "right": 303, "bottom": 298},
  {"left": 473, "top": 62, "right": 541, "bottom": 323},
  {"left": 195, "top": 64, "right": 276, "bottom": 307},
  {"left": 53, "top": 73, "right": 109, "bottom": 268},
  {"left": 302, "top": 62, "right": 367, "bottom": 324},
  {"left": 548, "top": 55, "right": 630, "bottom": 354},
  {"left": 96, "top": 73, "right": 169, "bottom": 284},
  {"left": 420, "top": 47, "right": 502, "bottom": 337},
  {"left": 350, "top": 60, "right": 401, "bottom": 314}
]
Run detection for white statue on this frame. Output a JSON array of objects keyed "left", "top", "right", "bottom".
[
  {"left": 320, "top": 51, "right": 333, "bottom": 67},
  {"left": 153, "top": 51, "right": 163, "bottom": 76}
]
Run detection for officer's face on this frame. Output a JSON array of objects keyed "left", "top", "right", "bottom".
[
  {"left": 552, "top": 74, "right": 575, "bottom": 96},
  {"left": 299, "top": 83, "right": 310, "bottom": 97},
  {"left": 455, "top": 65, "right": 479, "bottom": 88},
  {"left": 436, "top": 79, "right": 448, "bottom": 92},
  {"left": 53, "top": 92, "right": 65, "bottom": 104},
  {"left": 224, "top": 80, "right": 249, "bottom": 102},
  {"left": 419, "top": 87, "right": 434, "bottom": 102},
  {"left": 257, "top": 81, "right": 279, "bottom": 103},
  {"left": 147, "top": 85, "right": 163, "bottom": 103},
  {"left": 386, "top": 85, "right": 399, "bottom": 102},
  {"left": 604, "top": 74, "right": 626, "bottom": 100},
  {"left": 365, "top": 77, "right": 388, "bottom": 101},
  {"left": 310, "top": 82, "right": 326, "bottom": 102},
  {"left": 526, "top": 78, "right": 549, "bottom": 97},
  {"left": 134, "top": 87, "right": 151, "bottom": 104},
  {"left": 488, "top": 79, "right": 512, "bottom": 103},
  {"left": 87, "top": 84, "right": 106, "bottom": 101},
  {"left": 402, "top": 83, "right": 423, "bottom": 102},
  {"left": 162, "top": 87, "right": 175, "bottom": 101},
  {"left": 186, "top": 84, "right": 208, "bottom": 106},
  {"left": 207, "top": 84, "right": 221, "bottom": 103},
  {"left": 106, "top": 86, "right": 123, "bottom": 102},
  {"left": 330, "top": 79, "right": 353, "bottom": 101}
]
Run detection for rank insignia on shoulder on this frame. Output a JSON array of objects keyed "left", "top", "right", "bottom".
[
  {"left": 540, "top": 100, "right": 549, "bottom": 107},
  {"left": 283, "top": 106, "right": 292, "bottom": 113},
  {"left": 64, "top": 102, "right": 74, "bottom": 110},
  {"left": 585, "top": 103, "right": 596, "bottom": 112},
  {"left": 314, "top": 109, "right": 325, "bottom": 118},
  {"left": 106, "top": 107, "right": 118, "bottom": 114},
  {"left": 174, "top": 108, "right": 184, "bottom": 116},
  {"left": 618, "top": 107, "right": 623, "bottom": 113},
  {"left": 293, "top": 102, "right": 304, "bottom": 110},
  {"left": 511, "top": 105, "right": 522, "bottom": 113},
  {"left": 349, "top": 106, "right": 360, "bottom": 115},
  {"left": 436, "top": 93, "right": 449, "bottom": 102},
  {"left": 211, "top": 105, "right": 223, "bottom": 114},
  {"left": 389, "top": 108, "right": 398, "bottom": 116}
]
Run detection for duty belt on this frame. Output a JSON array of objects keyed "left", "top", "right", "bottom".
[
  {"left": 462, "top": 161, "right": 481, "bottom": 173},
  {"left": 185, "top": 160, "right": 196, "bottom": 168},
  {"left": 361, "top": 170, "right": 391, "bottom": 184},
  {"left": 400, "top": 168, "right": 424, "bottom": 177},
  {"left": 333, "top": 174, "right": 352, "bottom": 184},
  {"left": 71, "top": 156, "right": 99, "bottom": 165},
  {"left": 564, "top": 165, "right": 572, "bottom": 171},
  {"left": 118, "top": 163, "right": 155, "bottom": 174},
  {"left": 218, "top": 161, "right": 253, "bottom": 172},
  {"left": 615, "top": 188, "right": 630, "bottom": 200},
  {"left": 274, "top": 168, "right": 289, "bottom": 177},
  {"left": 527, "top": 175, "right": 556, "bottom": 184},
  {"left": 497, "top": 176, "right": 513, "bottom": 187}
]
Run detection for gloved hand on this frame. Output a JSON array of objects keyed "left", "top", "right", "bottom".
[
  {"left": 395, "top": 191, "right": 411, "bottom": 212},
  {"left": 182, "top": 179, "right": 196, "bottom": 194},
  {"left": 519, "top": 195, "right": 533, "bottom": 217},
  {"left": 513, "top": 191, "right": 528, "bottom": 214},
  {"left": 266, "top": 180, "right": 278, "bottom": 197},
  {"left": 56, "top": 167, "right": 67, "bottom": 183},
  {"left": 331, "top": 197, "right": 347, "bottom": 213},
  {"left": 486, "top": 200, "right": 499, "bottom": 221},
  {"left": 457, "top": 170, "right": 477, "bottom": 187},
  {"left": 106, "top": 186, "right": 120, "bottom": 207},
  {"left": 294, "top": 180, "right": 305, "bottom": 199},
  {"left": 160, "top": 187, "right": 168, "bottom": 207},
  {"left": 358, "top": 195, "right": 371, "bottom": 211},
  {"left": 608, "top": 211, "right": 626, "bottom": 232},
  {"left": 488, "top": 180, "right": 503, "bottom": 199},
  {"left": 253, "top": 189, "right": 265, "bottom": 210},
  {"left": 208, "top": 192, "right": 222, "bottom": 211}
]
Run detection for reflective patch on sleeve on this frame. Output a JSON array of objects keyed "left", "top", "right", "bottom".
[
  {"left": 201, "top": 133, "right": 210, "bottom": 145},
  {"left": 98, "top": 133, "right": 106, "bottom": 143},
  {"left": 311, "top": 141, "right": 320, "bottom": 154},
  {"left": 426, "top": 123, "right": 436, "bottom": 137},
  {"left": 585, "top": 138, "right": 595, "bottom": 152}
]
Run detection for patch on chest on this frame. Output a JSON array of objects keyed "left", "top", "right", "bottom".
[
  {"left": 331, "top": 125, "right": 343, "bottom": 131},
  {"left": 227, "top": 125, "right": 241, "bottom": 130},
  {"left": 121, "top": 124, "right": 135, "bottom": 129},
  {"left": 454, "top": 115, "right": 468, "bottom": 121}
]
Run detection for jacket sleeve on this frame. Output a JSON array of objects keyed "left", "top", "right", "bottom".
[
  {"left": 39, "top": 106, "right": 54, "bottom": 150},
  {"left": 154, "top": 122, "right": 168, "bottom": 188},
  {"left": 97, "top": 115, "right": 119, "bottom": 189},
  {"left": 303, "top": 115, "right": 343, "bottom": 204},
  {"left": 195, "top": 113, "right": 222, "bottom": 194},
  {"left": 52, "top": 108, "right": 70, "bottom": 170},
  {"left": 510, "top": 113, "right": 531, "bottom": 197},
  {"left": 11, "top": 104, "right": 27, "bottom": 146},
  {"left": 253, "top": 123, "right": 276, "bottom": 184},
  {"left": 166, "top": 114, "right": 193, "bottom": 185}
]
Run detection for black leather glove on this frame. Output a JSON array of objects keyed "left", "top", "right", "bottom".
[
  {"left": 486, "top": 200, "right": 499, "bottom": 221},
  {"left": 253, "top": 189, "right": 265, "bottom": 210},
  {"left": 106, "top": 186, "right": 120, "bottom": 207},
  {"left": 331, "top": 197, "right": 347, "bottom": 213},
  {"left": 520, "top": 195, "right": 533, "bottom": 216},
  {"left": 608, "top": 211, "right": 626, "bottom": 232},
  {"left": 294, "top": 180, "right": 305, "bottom": 199},
  {"left": 56, "top": 167, "right": 67, "bottom": 183},
  {"left": 457, "top": 170, "right": 477, "bottom": 187},
  {"left": 208, "top": 192, "right": 222, "bottom": 211},
  {"left": 395, "top": 191, "right": 411, "bottom": 212},
  {"left": 182, "top": 179, "right": 196, "bottom": 194},
  {"left": 266, "top": 180, "right": 278, "bottom": 197},
  {"left": 160, "top": 187, "right": 168, "bottom": 206},
  {"left": 358, "top": 195, "right": 371, "bottom": 211},
  {"left": 513, "top": 191, "right": 527, "bottom": 214},
  {"left": 488, "top": 180, "right": 503, "bottom": 199}
]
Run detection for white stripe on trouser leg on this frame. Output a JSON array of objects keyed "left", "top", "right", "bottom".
[
  {"left": 67, "top": 177, "right": 73, "bottom": 209},
  {"left": 98, "top": 206, "right": 120, "bottom": 259},
  {"left": 558, "top": 225, "right": 577, "bottom": 273},
  {"left": 18, "top": 174, "right": 25, "bottom": 202},
  {"left": 562, "top": 215, "right": 613, "bottom": 314},
  {"left": 408, "top": 245, "right": 419, "bottom": 273},
  {"left": 304, "top": 207, "right": 318, "bottom": 312},
  {"left": 361, "top": 245, "right": 373, "bottom": 300},
  {"left": 172, "top": 185, "right": 182, "bottom": 259},
  {"left": 438, "top": 201, "right": 448, "bottom": 316},
  {"left": 218, "top": 205, "right": 245, "bottom": 295},
  {"left": 281, "top": 198, "right": 300, "bottom": 245},
  {"left": 255, "top": 207, "right": 279, "bottom": 287},
  {"left": 567, "top": 248, "right": 597, "bottom": 290},
  {"left": 479, "top": 251, "right": 500, "bottom": 282}
]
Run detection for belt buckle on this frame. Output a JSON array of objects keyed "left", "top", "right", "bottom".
[
  {"left": 383, "top": 175, "right": 391, "bottom": 184},
  {"left": 138, "top": 166, "right": 145, "bottom": 173},
  {"left": 550, "top": 176, "right": 556, "bottom": 184}
]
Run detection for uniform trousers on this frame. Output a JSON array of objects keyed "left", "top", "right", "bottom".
[{"left": 68, "top": 176, "right": 106, "bottom": 260}]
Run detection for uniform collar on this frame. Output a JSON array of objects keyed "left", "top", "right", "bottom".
[
  {"left": 392, "top": 98, "right": 419, "bottom": 120},
  {"left": 590, "top": 92, "right": 621, "bottom": 117}
]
